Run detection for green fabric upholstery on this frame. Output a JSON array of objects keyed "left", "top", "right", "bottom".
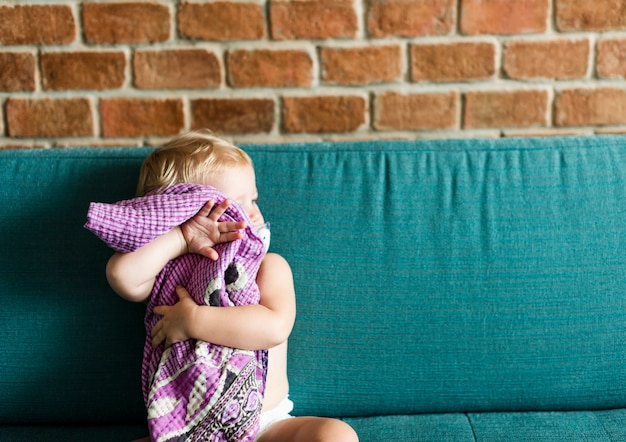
[
  {"left": 0, "top": 425, "right": 148, "bottom": 441},
  {"left": 1, "top": 135, "right": 625, "bottom": 439},
  {"left": 343, "top": 409, "right": 626, "bottom": 441}
]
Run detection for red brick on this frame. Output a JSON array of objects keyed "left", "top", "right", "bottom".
[
  {"left": 0, "top": 52, "right": 36, "bottom": 91},
  {"left": 0, "top": 5, "right": 75, "bottom": 45},
  {"left": 100, "top": 98, "right": 184, "bottom": 137},
  {"left": 597, "top": 39, "right": 626, "bottom": 79},
  {"left": 6, "top": 98, "right": 93, "bottom": 137},
  {"left": 367, "top": 0, "right": 455, "bottom": 38},
  {"left": 134, "top": 49, "right": 221, "bottom": 89},
  {"left": 282, "top": 96, "right": 366, "bottom": 133},
  {"left": 179, "top": 2, "right": 265, "bottom": 40},
  {"left": 464, "top": 90, "right": 549, "bottom": 128},
  {"left": 82, "top": 3, "right": 169, "bottom": 44},
  {"left": 460, "top": 0, "right": 548, "bottom": 35},
  {"left": 503, "top": 39, "right": 589, "bottom": 80},
  {"left": 411, "top": 42, "right": 495, "bottom": 82},
  {"left": 228, "top": 49, "right": 313, "bottom": 88},
  {"left": 321, "top": 45, "right": 402, "bottom": 85},
  {"left": 191, "top": 98, "right": 275, "bottom": 134},
  {"left": 555, "top": 88, "right": 626, "bottom": 126},
  {"left": 374, "top": 91, "right": 458, "bottom": 130},
  {"left": 270, "top": 0, "right": 358, "bottom": 40},
  {"left": 41, "top": 52, "right": 126, "bottom": 91},
  {"left": 556, "top": 0, "right": 626, "bottom": 31}
]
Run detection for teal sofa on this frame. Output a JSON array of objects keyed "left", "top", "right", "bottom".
[{"left": 1, "top": 135, "right": 625, "bottom": 441}]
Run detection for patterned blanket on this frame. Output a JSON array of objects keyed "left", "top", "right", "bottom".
[{"left": 85, "top": 183, "right": 267, "bottom": 442}]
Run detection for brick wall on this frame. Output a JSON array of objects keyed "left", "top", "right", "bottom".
[{"left": 2, "top": 0, "right": 626, "bottom": 148}]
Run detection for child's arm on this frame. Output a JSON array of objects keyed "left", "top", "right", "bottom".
[
  {"left": 106, "top": 226, "right": 187, "bottom": 302},
  {"left": 150, "top": 252, "right": 296, "bottom": 351},
  {"left": 106, "top": 199, "right": 246, "bottom": 303}
]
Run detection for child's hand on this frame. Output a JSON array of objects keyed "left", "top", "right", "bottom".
[
  {"left": 181, "top": 199, "right": 246, "bottom": 260},
  {"left": 151, "top": 286, "right": 198, "bottom": 348}
]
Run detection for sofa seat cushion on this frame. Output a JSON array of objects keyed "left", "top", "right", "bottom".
[
  {"left": 343, "top": 408, "right": 626, "bottom": 441},
  {"left": 2, "top": 409, "right": 624, "bottom": 441},
  {"left": 0, "top": 424, "right": 148, "bottom": 441}
]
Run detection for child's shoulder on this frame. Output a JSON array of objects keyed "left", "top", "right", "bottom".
[
  {"left": 257, "top": 252, "right": 294, "bottom": 295},
  {"left": 259, "top": 252, "right": 292, "bottom": 274}
]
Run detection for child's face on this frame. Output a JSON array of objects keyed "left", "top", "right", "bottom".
[{"left": 203, "top": 164, "right": 265, "bottom": 228}]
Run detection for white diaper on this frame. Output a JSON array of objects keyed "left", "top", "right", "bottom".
[{"left": 254, "top": 396, "right": 294, "bottom": 441}]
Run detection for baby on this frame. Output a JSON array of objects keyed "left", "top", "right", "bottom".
[{"left": 102, "top": 130, "right": 359, "bottom": 441}]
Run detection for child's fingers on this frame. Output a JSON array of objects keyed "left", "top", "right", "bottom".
[
  {"left": 151, "top": 322, "right": 160, "bottom": 338},
  {"left": 153, "top": 305, "right": 167, "bottom": 316},
  {"left": 208, "top": 199, "right": 231, "bottom": 221},
  {"left": 151, "top": 320, "right": 165, "bottom": 348},
  {"left": 152, "top": 330, "right": 165, "bottom": 348},
  {"left": 199, "top": 247, "right": 219, "bottom": 261},
  {"left": 219, "top": 220, "right": 247, "bottom": 232},
  {"left": 221, "top": 231, "right": 244, "bottom": 242},
  {"left": 176, "top": 285, "right": 193, "bottom": 300},
  {"left": 196, "top": 200, "right": 214, "bottom": 217}
]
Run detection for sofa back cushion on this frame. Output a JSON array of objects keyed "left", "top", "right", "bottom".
[
  {"left": 253, "top": 137, "right": 626, "bottom": 417},
  {"left": 0, "top": 148, "right": 148, "bottom": 424},
  {"left": 1, "top": 135, "right": 625, "bottom": 424}
]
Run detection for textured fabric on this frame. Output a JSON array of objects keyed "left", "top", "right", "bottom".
[
  {"left": 342, "top": 413, "right": 476, "bottom": 442},
  {"left": 85, "top": 183, "right": 267, "bottom": 442},
  {"left": 342, "top": 408, "right": 626, "bottom": 442},
  {"left": 0, "top": 425, "right": 150, "bottom": 441},
  {"left": 468, "top": 408, "right": 626, "bottom": 441},
  {"left": 85, "top": 183, "right": 222, "bottom": 254},
  {"left": 1, "top": 409, "right": 624, "bottom": 441},
  {"left": 247, "top": 137, "right": 626, "bottom": 417}
]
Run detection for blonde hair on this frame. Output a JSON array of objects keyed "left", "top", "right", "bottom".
[{"left": 136, "top": 129, "right": 253, "bottom": 196}]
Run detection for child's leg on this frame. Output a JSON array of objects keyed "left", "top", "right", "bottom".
[{"left": 257, "top": 416, "right": 358, "bottom": 442}]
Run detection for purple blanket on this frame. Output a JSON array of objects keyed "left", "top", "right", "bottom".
[{"left": 85, "top": 183, "right": 267, "bottom": 442}]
